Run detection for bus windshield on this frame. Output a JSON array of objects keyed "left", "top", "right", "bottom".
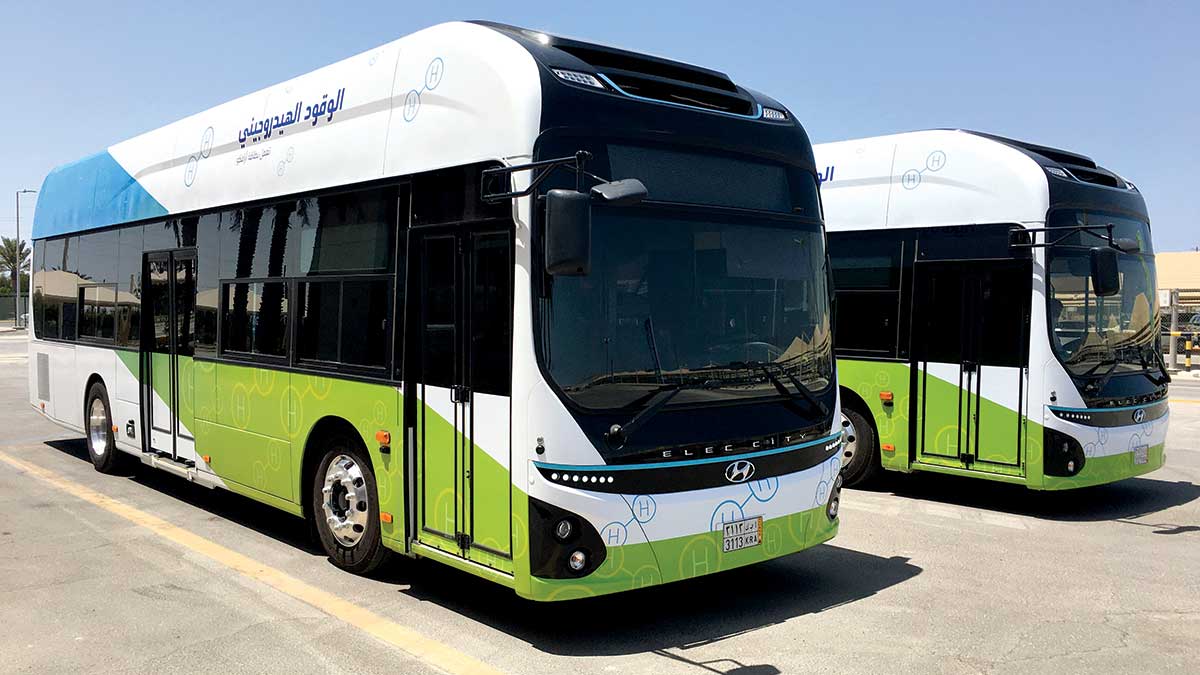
[
  {"left": 1046, "top": 210, "right": 1159, "bottom": 376},
  {"left": 541, "top": 208, "right": 833, "bottom": 410}
]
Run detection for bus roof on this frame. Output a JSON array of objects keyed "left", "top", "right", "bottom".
[
  {"left": 33, "top": 21, "right": 543, "bottom": 240},
  {"left": 814, "top": 129, "right": 1141, "bottom": 232}
]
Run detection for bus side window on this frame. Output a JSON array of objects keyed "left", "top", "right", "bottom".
[{"left": 828, "top": 231, "right": 903, "bottom": 358}]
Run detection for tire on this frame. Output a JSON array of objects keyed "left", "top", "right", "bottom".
[
  {"left": 85, "top": 382, "right": 128, "bottom": 474},
  {"left": 311, "top": 436, "right": 391, "bottom": 575},
  {"left": 839, "top": 405, "right": 881, "bottom": 487}
]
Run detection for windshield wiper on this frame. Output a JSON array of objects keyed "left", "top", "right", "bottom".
[
  {"left": 1136, "top": 345, "right": 1172, "bottom": 386},
  {"left": 724, "top": 360, "right": 829, "bottom": 416},
  {"left": 604, "top": 379, "right": 719, "bottom": 450}
]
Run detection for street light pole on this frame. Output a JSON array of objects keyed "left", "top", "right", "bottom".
[{"left": 15, "top": 189, "right": 37, "bottom": 329}]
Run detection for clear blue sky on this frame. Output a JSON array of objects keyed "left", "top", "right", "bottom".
[{"left": 3, "top": 1, "right": 1197, "bottom": 250}]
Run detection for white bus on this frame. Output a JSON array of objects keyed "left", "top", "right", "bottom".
[
  {"left": 28, "top": 21, "right": 843, "bottom": 600},
  {"left": 818, "top": 130, "right": 1168, "bottom": 489}
]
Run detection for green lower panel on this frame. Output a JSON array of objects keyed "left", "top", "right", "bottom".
[
  {"left": 191, "top": 361, "right": 404, "bottom": 536},
  {"left": 837, "top": 359, "right": 911, "bottom": 472},
  {"left": 1038, "top": 444, "right": 1165, "bottom": 491},
  {"left": 512, "top": 491, "right": 838, "bottom": 602}
]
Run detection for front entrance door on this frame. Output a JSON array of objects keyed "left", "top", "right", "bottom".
[
  {"left": 143, "top": 249, "right": 197, "bottom": 465},
  {"left": 912, "top": 259, "right": 1030, "bottom": 475},
  {"left": 407, "top": 224, "right": 513, "bottom": 570}
]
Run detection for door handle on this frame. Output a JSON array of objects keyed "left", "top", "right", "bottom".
[{"left": 451, "top": 385, "right": 471, "bottom": 404}]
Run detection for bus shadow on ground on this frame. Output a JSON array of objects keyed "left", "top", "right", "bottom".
[
  {"left": 43, "top": 436, "right": 922, "bottom": 663},
  {"left": 44, "top": 438, "right": 323, "bottom": 556},
  {"left": 394, "top": 544, "right": 921, "bottom": 659},
  {"left": 864, "top": 472, "right": 1200, "bottom": 526}
]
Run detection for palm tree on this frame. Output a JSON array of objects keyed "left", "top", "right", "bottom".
[{"left": 0, "top": 236, "right": 30, "bottom": 292}]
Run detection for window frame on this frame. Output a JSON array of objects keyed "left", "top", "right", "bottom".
[
  {"left": 292, "top": 272, "right": 395, "bottom": 376},
  {"left": 77, "top": 283, "right": 119, "bottom": 343}
]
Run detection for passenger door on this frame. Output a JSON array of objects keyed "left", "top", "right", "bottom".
[
  {"left": 143, "top": 249, "right": 198, "bottom": 465},
  {"left": 912, "top": 260, "right": 1030, "bottom": 474},
  {"left": 407, "top": 224, "right": 513, "bottom": 570}
]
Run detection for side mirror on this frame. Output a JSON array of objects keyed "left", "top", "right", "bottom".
[
  {"left": 1113, "top": 237, "right": 1141, "bottom": 254},
  {"left": 545, "top": 189, "right": 591, "bottom": 276},
  {"left": 1089, "top": 246, "right": 1120, "bottom": 297},
  {"left": 590, "top": 178, "right": 648, "bottom": 206}
]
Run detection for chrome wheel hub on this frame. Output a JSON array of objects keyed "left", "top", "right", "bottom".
[
  {"left": 88, "top": 399, "right": 109, "bottom": 457},
  {"left": 321, "top": 455, "right": 369, "bottom": 547},
  {"left": 841, "top": 412, "right": 859, "bottom": 464}
]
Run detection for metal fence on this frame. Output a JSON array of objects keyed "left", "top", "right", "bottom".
[
  {"left": 0, "top": 294, "right": 29, "bottom": 324},
  {"left": 1161, "top": 288, "right": 1200, "bottom": 372}
]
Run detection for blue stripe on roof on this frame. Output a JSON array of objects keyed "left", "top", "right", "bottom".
[{"left": 33, "top": 150, "right": 167, "bottom": 239}]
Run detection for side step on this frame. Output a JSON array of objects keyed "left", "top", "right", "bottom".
[{"left": 140, "top": 452, "right": 221, "bottom": 490}]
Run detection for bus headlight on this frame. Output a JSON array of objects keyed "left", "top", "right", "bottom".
[
  {"left": 568, "top": 550, "right": 588, "bottom": 572},
  {"left": 826, "top": 474, "right": 844, "bottom": 521}
]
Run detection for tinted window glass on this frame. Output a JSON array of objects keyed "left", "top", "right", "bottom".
[
  {"left": 195, "top": 213, "right": 220, "bottom": 349},
  {"left": 297, "top": 189, "right": 395, "bottom": 275},
  {"left": 41, "top": 238, "right": 67, "bottom": 339},
  {"left": 977, "top": 263, "right": 1030, "bottom": 368},
  {"left": 79, "top": 285, "right": 116, "bottom": 340},
  {"left": 116, "top": 226, "right": 143, "bottom": 346},
  {"left": 32, "top": 241, "right": 45, "bottom": 338},
  {"left": 148, "top": 258, "right": 171, "bottom": 353},
  {"left": 829, "top": 232, "right": 903, "bottom": 290},
  {"left": 143, "top": 221, "right": 182, "bottom": 252},
  {"left": 175, "top": 256, "right": 196, "bottom": 357},
  {"left": 297, "top": 281, "right": 340, "bottom": 362},
  {"left": 913, "top": 262, "right": 965, "bottom": 364},
  {"left": 221, "top": 205, "right": 296, "bottom": 279},
  {"left": 608, "top": 144, "right": 793, "bottom": 213},
  {"left": 420, "top": 236, "right": 456, "bottom": 388},
  {"left": 469, "top": 232, "right": 511, "bottom": 395},
  {"left": 413, "top": 166, "right": 505, "bottom": 226},
  {"left": 60, "top": 236, "right": 79, "bottom": 341},
  {"left": 223, "top": 281, "right": 288, "bottom": 357},
  {"left": 342, "top": 279, "right": 391, "bottom": 368},
  {"left": 77, "top": 230, "right": 118, "bottom": 284},
  {"left": 835, "top": 291, "right": 899, "bottom": 355}
]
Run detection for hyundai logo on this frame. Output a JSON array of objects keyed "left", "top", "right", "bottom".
[
  {"left": 1132, "top": 408, "right": 1146, "bottom": 424},
  {"left": 725, "top": 460, "right": 755, "bottom": 483}
]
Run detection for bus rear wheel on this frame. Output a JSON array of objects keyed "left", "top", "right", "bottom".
[
  {"left": 839, "top": 406, "right": 880, "bottom": 487},
  {"left": 85, "top": 382, "right": 129, "bottom": 475},
  {"left": 311, "top": 438, "right": 390, "bottom": 575}
]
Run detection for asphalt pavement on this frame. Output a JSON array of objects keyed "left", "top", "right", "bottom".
[{"left": 1, "top": 330, "right": 1197, "bottom": 674}]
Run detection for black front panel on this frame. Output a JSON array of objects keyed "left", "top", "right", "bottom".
[{"left": 534, "top": 433, "right": 841, "bottom": 495}]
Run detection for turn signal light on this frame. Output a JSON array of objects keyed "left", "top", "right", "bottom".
[
  {"left": 375, "top": 430, "right": 391, "bottom": 446},
  {"left": 881, "top": 444, "right": 896, "bottom": 453},
  {"left": 879, "top": 391, "right": 894, "bottom": 402},
  {"left": 380, "top": 512, "right": 394, "bottom": 524},
  {"left": 201, "top": 455, "right": 212, "bottom": 463}
]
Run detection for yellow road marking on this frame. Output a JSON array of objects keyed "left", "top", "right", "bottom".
[{"left": 0, "top": 450, "right": 503, "bottom": 675}]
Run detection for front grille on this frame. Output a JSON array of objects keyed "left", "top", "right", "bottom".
[
  {"left": 1064, "top": 166, "right": 1123, "bottom": 189},
  {"left": 602, "top": 71, "right": 756, "bottom": 116}
]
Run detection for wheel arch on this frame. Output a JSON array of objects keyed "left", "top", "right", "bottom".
[
  {"left": 299, "top": 415, "right": 373, "bottom": 520},
  {"left": 83, "top": 373, "right": 109, "bottom": 414}
]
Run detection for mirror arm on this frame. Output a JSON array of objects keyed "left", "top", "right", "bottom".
[
  {"left": 1011, "top": 224, "right": 1131, "bottom": 251},
  {"left": 480, "top": 151, "right": 593, "bottom": 203}
]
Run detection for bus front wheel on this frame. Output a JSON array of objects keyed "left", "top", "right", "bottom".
[
  {"left": 839, "top": 407, "right": 880, "bottom": 487},
  {"left": 311, "top": 438, "right": 391, "bottom": 575}
]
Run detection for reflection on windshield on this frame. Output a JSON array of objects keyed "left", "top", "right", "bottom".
[
  {"left": 1046, "top": 211, "right": 1158, "bottom": 375},
  {"left": 543, "top": 209, "right": 832, "bottom": 409}
]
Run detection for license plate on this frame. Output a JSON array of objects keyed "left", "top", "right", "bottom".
[
  {"left": 1134, "top": 445, "right": 1149, "bottom": 465},
  {"left": 722, "top": 516, "right": 763, "bottom": 552}
]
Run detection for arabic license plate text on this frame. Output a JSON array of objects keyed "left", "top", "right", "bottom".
[
  {"left": 1134, "top": 445, "right": 1149, "bottom": 465},
  {"left": 722, "top": 516, "right": 762, "bottom": 552}
]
